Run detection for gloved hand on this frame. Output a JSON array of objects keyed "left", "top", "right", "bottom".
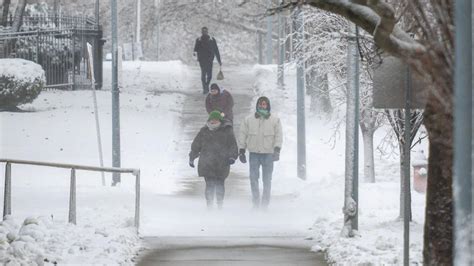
[
  {"left": 273, "top": 147, "right": 281, "bottom": 162},
  {"left": 189, "top": 159, "right": 195, "bottom": 168},
  {"left": 228, "top": 158, "right": 235, "bottom": 165},
  {"left": 239, "top": 149, "right": 247, "bottom": 163}
]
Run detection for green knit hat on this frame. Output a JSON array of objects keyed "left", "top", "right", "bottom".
[{"left": 208, "top": 110, "right": 223, "bottom": 121}]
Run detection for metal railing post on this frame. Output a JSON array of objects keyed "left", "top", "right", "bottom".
[
  {"left": 0, "top": 159, "right": 139, "bottom": 228},
  {"left": 3, "top": 162, "right": 11, "bottom": 220},
  {"left": 69, "top": 168, "right": 77, "bottom": 224},
  {"left": 134, "top": 170, "right": 140, "bottom": 231},
  {"left": 35, "top": 30, "right": 39, "bottom": 63},
  {"left": 72, "top": 30, "right": 76, "bottom": 91}
]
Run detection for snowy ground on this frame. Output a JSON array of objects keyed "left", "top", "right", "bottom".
[
  {"left": 0, "top": 61, "right": 191, "bottom": 264},
  {"left": 0, "top": 60, "right": 427, "bottom": 265},
  {"left": 251, "top": 64, "right": 427, "bottom": 264}
]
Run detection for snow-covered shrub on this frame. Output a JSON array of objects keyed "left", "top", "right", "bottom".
[{"left": 0, "top": 59, "right": 45, "bottom": 110}]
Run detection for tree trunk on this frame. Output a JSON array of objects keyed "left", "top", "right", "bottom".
[
  {"left": 1, "top": 0, "right": 10, "bottom": 27},
  {"left": 362, "top": 128, "right": 375, "bottom": 183},
  {"left": 318, "top": 73, "right": 332, "bottom": 115},
  {"left": 307, "top": 71, "right": 332, "bottom": 116},
  {"left": 422, "top": 102, "right": 453, "bottom": 265},
  {"left": 399, "top": 144, "right": 412, "bottom": 220},
  {"left": 11, "top": 0, "right": 27, "bottom": 32}
]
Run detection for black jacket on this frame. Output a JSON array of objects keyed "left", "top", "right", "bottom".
[
  {"left": 194, "top": 35, "right": 221, "bottom": 65},
  {"left": 189, "top": 124, "right": 238, "bottom": 179}
]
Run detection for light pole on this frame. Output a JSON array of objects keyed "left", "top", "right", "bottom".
[
  {"left": 111, "top": 0, "right": 121, "bottom": 185},
  {"left": 454, "top": 0, "right": 472, "bottom": 265},
  {"left": 154, "top": 0, "right": 160, "bottom": 61},
  {"left": 277, "top": 1, "right": 285, "bottom": 87},
  {"left": 295, "top": 5, "right": 306, "bottom": 180},
  {"left": 266, "top": 0, "right": 273, "bottom": 64},
  {"left": 342, "top": 23, "right": 359, "bottom": 237},
  {"left": 403, "top": 66, "right": 412, "bottom": 266}
]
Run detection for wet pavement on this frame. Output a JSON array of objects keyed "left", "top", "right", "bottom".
[{"left": 138, "top": 237, "right": 327, "bottom": 266}]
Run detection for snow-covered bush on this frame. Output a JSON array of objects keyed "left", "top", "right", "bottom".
[{"left": 0, "top": 59, "right": 45, "bottom": 110}]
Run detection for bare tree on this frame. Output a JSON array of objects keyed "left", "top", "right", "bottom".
[
  {"left": 1, "top": 0, "right": 10, "bottom": 27},
  {"left": 270, "top": 0, "right": 456, "bottom": 263},
  {"left": 359, "top": 81, "right": 384, "bottom": 183},
  {"left": 299, "top": 7, "right": 348, "bottom": 117},
  {"left": 385, "top": 109, "right": 424, "bottom": 220},
  {"left": 11, "top": 0, "right": 28, "bottom": 32}
]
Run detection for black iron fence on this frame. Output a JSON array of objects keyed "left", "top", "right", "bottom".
[
  {"left": 0, "top": 14, "right": 103, "bottom": 90},
  {"left": 21, "top": 14, "right": 99, "bottom": 31}
]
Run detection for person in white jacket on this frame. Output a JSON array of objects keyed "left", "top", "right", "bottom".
[{"left": 238, "top": 96, "right": 282, "bottom": 209}]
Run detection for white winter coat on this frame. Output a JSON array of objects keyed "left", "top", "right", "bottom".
[{"left": 238, "top": 113, "right": 283, "bottom": 154}]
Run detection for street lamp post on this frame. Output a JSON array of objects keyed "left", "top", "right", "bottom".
[{"left": 111, "top": 0, "right": 121, "bottom": 185}]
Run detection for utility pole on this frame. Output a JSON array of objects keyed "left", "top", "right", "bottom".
[
  {"left": 136, "top": 0, "right": 141, "bottom": 43},
  {"left": 258, "top": 33, "right": 263, "bottom": 64},
  {"left": 352, "top": 26, "right": 360, "bottom": 231},
  {"left": 154, "top": 0, "right": 160, "bottom": 61},
  {"left": 111, "top": 0, "right": 121, "bottom": 185},
  {"left": 342, "top": 23, "right": 359, "bottom": 237},
  {"left": 403, "top": 66, "right": 412, "bottom": 266},
  {"left": 277, "top": 1, "right": 285, "bottom": 87},
  {"left": 265, "top": 0, "right": 273, "bottom": 64},
  {"left": 454, "top": 0, "right": 472, "bottom": 265},
  {"left": 135, "top": 0, "right": 141, "bottom": 60},
  {"left": 295, "top": 4, "right": 306, "bottom": 180}
]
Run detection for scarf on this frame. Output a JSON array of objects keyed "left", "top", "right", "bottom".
[
  {"left": 256, "top": 108, "right": 270, "bottom": 119},
  {"left": 207, "top": 121, "right": 221, "bottom": 131}
]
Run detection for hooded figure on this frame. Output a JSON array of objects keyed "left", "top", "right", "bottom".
[
  {"left": 205, "top": 83, "right": 234, "bottom": 123},
  {"left": 189, "top": 110, "right": 238, "bottom": 209},
  {"left": 238, "top": 96, "right": 283, "bottom": 209},
  {"left": 193, "top": 27, "right": 222, "bottom": 94}
]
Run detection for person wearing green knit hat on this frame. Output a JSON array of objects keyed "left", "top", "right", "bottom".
[
  {"left": 208, "top": 110, "right": 223, "bottom": 121},
  {"left": 189, "top": 110, "right": 238, "bottom": 209}
]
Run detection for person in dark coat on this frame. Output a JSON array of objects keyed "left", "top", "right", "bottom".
[
  {"left": 189, "top": 110, "right": 238, "bottom": 209},
  {"left": 193, "top": 27, "right": 222, "bottom": 94},
  {"left": 205, "top": 83, "right": 234, "bottom": 124}
]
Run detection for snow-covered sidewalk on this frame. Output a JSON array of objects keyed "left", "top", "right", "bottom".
[{"left": 0, "top": 61, "right": 191, "bottom": 264}]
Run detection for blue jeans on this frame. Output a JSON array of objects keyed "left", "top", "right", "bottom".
[{"left": 249, "top": 153, "right": 274, "bottom": 208}]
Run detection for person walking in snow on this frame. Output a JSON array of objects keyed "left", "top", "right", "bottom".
[
  {"left": 238, "top": 96, "right": 283, "bottom": 210},
  {"left": 205, "top": 83, "right": 234, "bottom": 124},
  {"left": 193, "top": 26, "right": 222, "bottom": 94},
  {"left": 189, "top": 110, "right": 238, "bottom": 209}
]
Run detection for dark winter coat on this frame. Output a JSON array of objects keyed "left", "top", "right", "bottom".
[
  {"left": 189, "top": 124, "right": 238, "bottom": 179},
  {"left": 194, "top": 35, "right": 221, "bottom": 65},
  {"left": 205, "top": 90, "right": 234, "bottom": 122}
]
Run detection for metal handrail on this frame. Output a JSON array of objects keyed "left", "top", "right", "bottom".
[{"left": 1, "top": 158, "right": 141, "bottom": 231}]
